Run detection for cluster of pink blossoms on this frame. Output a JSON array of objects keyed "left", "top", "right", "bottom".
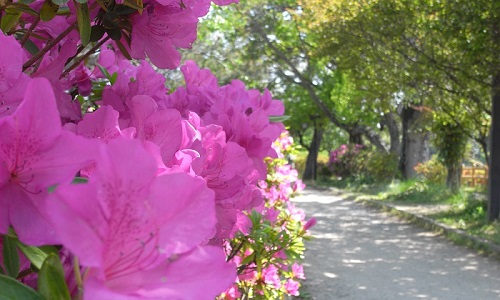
[
  {"left": 0, "top": 0, "right": 301, "bottom": 295},
  {"left": 218, "top": 132, "right": 314, "bottom": 299}
]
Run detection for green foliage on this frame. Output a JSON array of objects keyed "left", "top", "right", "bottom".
[
  {"left": 74, "top": 0, "right": 90, "bottom": 45},
  {"left": 414, "top": 155, "right": 447, "bottom": 184},
  {"left": 38, "top": 253, "right": 71, "bottom": 300},
  {"left": 0, "top": 275, "right": 44, "bottom": 300},
  {"left": 222, "top": 133, "right": 311, "bottom": 298},
  {"left": 354, "top": 150, "right": 400, "bottom": 183},
  {"left": 327, "top": 144, "right": 364, "bottom": 178},
  {"left": 2, "top": 236, "right": 20, "bottom": 278},
  {"left": 433, "top": 121, "right": 469, "bottom": 168}
]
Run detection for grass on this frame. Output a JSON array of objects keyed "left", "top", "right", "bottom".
[{"left": 313, "top": 176, "right": 500, "bottom": 249}]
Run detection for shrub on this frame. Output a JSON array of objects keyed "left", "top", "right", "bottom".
[
  {"left": 414, "top": 155, "right": 447, "bottom": 184},
  {"left": 328, "top": 144, "right": 364, "bottom": 177},
  {"left": 355, "top": 151, "right": 400, "bottom": 182}
]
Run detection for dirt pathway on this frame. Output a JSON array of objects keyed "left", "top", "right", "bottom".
[{"left": 294, "top": 188, "right": 500, "bottom": 300}]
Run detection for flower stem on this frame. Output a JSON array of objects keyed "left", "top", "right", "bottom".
[
  {"left": 22, "top": 22, "right": 77, "bottom": 72},
  {"left": 73, "top": 256, "right": 83, "bottom": 300},
  {"left": 19, "top": 16, "right": 40, "bottom": 46},
  {"left": 60, "top": 36, "right": 111, "bottom": 79}
]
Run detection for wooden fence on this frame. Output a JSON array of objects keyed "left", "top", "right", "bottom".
[{"left": 461, "top": 166, "right": 488, "bottom": 187}]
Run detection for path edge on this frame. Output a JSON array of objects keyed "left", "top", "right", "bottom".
[{"left": 356, "top": 196, "right": 500, "bottom": 259}]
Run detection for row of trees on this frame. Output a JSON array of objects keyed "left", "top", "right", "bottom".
[{"left": 181, "top": 0, "right": 500, "bottom": 220}]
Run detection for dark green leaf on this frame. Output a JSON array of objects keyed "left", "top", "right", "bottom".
[
  {"left": 38, "top": 254, "right": 71, "bottom": 300},
  {"left": 123, "top": 0, "right": 143, "bottom": 13},
  {"left": 5, "top": 3, "right": 39, "bottom": 16},
  {"left": 23, "top": 39, "right": 40, "bottom": 56},
  {"left": 40, "top": 0, "right": 59, "bottom": 22},
  {"left": 0, "top": 266, "right": 5, "bottom": 275},
  {"left": 106, "top": 27, "right": 122, "bottom": 41},
  {"left": 2, "top": 236, "right": 20, "bottom": 278},
  {"left": 115, "top": 40, "right": 132, "bottom": 60},
  {"left": 115, "top": 4, "right": 138, "bottom": 16},
  {"left": 74, "top": 0, "right": 91, "bottom": 46},
  {"left": 1, "top": 10, "right": 22, "bottom": 33},
  {"left": 89, "top": 25, "right": 106, "bottom": 42},
  {"left": 96, "top": 63, "right": 112, "bottom": 81},
  {"left": 74, "top": 0, "right": 88, "bottom": 3},
  {"left": 15, "top": 242, "right": 58, "bottom": 271},
  {"left": 0, "top": 274, "right": 44, "bottom": 300},
  {"left": 20, "top": 0, "right": 36, "bottom": 4}
]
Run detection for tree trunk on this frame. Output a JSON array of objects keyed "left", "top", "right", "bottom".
[
  {"left": 447, "top": 163, "right": 462, "bottom": 193},
  {"left": 399, "top": 105, "right": 430, "bottom": 179},
  {"left": 302, "top": 126, "right": 324, "bottom": 181},
  {"left": 488, "top": 1, "right": 500, "bottom": 221},
  {"left": 383, "top": 112, "right": 401, "bottom": 156},
  {"left": 348, "top": 127, "right": 363, "bottom": 144}
]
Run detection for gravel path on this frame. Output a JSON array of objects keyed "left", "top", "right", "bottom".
[{"left": 294, "top": 188, "right": 500, "bottom": 300}]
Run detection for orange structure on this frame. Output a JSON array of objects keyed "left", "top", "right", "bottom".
[{"left": 461, "top": 166, "right": 488, "bottom": 187}]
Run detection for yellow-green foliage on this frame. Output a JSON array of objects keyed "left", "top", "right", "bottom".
[
  {"left": 414, "top": 155, "right": 447, "bottom": 184},
  {"left": 355, "top": 151, "right": 399, "bottom": 182},
  {"left": 293, "top": 151, "right": 329, "bottom": 179}
]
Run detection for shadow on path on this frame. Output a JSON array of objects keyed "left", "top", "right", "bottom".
[{"left": 294, "top": 188, "right": 500, "bottom": 300}]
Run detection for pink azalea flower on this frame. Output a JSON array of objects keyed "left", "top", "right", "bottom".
[
  {"left": 127, "top": 95, "right": 183, "bottom": 165},
  {"left": 284, "top": 279, "right": 300, "bottom": 296},
  {"left": 75, "top": 106, "right": 136, "bottom": 143},
  {"left": 303, "top": 217, "right": 317, "bottom": 231},
  {"left": 219, "top": 284, "right": 241, "bottom": 300},
  {"left": 291, "top": 263, "right": 305, "bottom": 279},
  {"left": 262, "top": 265, "right": 281, "bottom": 289},
  {"left": 46, "top": 138, "right": 235, "bottom": 298},
  {"left": 0, "top": 78, "right": 95, "bottom": 245},
  {"left": 130, "top": 2, "right": 199, "bottom": 69},
  {"left": 33, "top": 33, "right": 82, "bottom": 122},
  {"left": 128, "top": 61, "right": 168, "bottom": 103},
  {"left": 0, "top": 33, "right": 31, "bottom": 117}
]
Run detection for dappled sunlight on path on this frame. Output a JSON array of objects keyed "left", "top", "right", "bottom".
[{"left": 294, "top": 188, "right": 500, "bottom": 300}]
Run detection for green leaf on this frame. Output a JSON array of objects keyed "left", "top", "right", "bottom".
[
  {"left": 115, "top": 40, "right": 132, "bottom": 60},
  {"left": 51, "top": 0, "right": 70, "bottom": 5},
  {"left": 89, "top": 25, "right": 106, "bottom": 42},
  {"left": 74, "top": 0, "right": 88, "bottom": 3},
  {"left": 123, "top": 0, "right": 143, "bottom": 13},
  {"left": 40, "top": 0, "right": 59, "bottom": 22},
  {"left": 5, "top": 3, "right": 39, "bottom": 16},
  {"left": 110, "top": 72, "right": 118, "bottom": 85},
  {"left": 0, "top": 265, "right": 5, "bottom": 275},
  {"left": 15, "top": 242, "right": 58, "bottom": 271},
  {"left": 56, "top": 6, "right": 71, "bottom": 15},
  {"left": 2, "top": 236, "right": 20, "bottom": 278},
  {"left": 38, "top": 254, "right": 71, "bottom": 300},
  {"left": 106, "top": 27, "right": 122, "bottom": 41},
  {"left": 269, "top": 115, "right": 290, "bottom": 123},
  {"left": 96, "top": 63, "right": 112, "bottom": 80},
  {"left": 72, "top": 177, "right": 88, "bottom": 184},
  {"left": 23, "top": 39, "right": 40, "bottom": 56},
  {"left": 0, "top": 274, "right": 44, "bottom": 300},
  {"left": 1, "top": 10, "right": 22, "bottom": 33},
  {"left": 74, "top": 0, "right": 91, "bottom": 46}
]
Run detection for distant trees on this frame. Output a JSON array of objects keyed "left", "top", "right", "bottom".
[{"left": 188, "top": 0, "right": 500, "bottom": 218}]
